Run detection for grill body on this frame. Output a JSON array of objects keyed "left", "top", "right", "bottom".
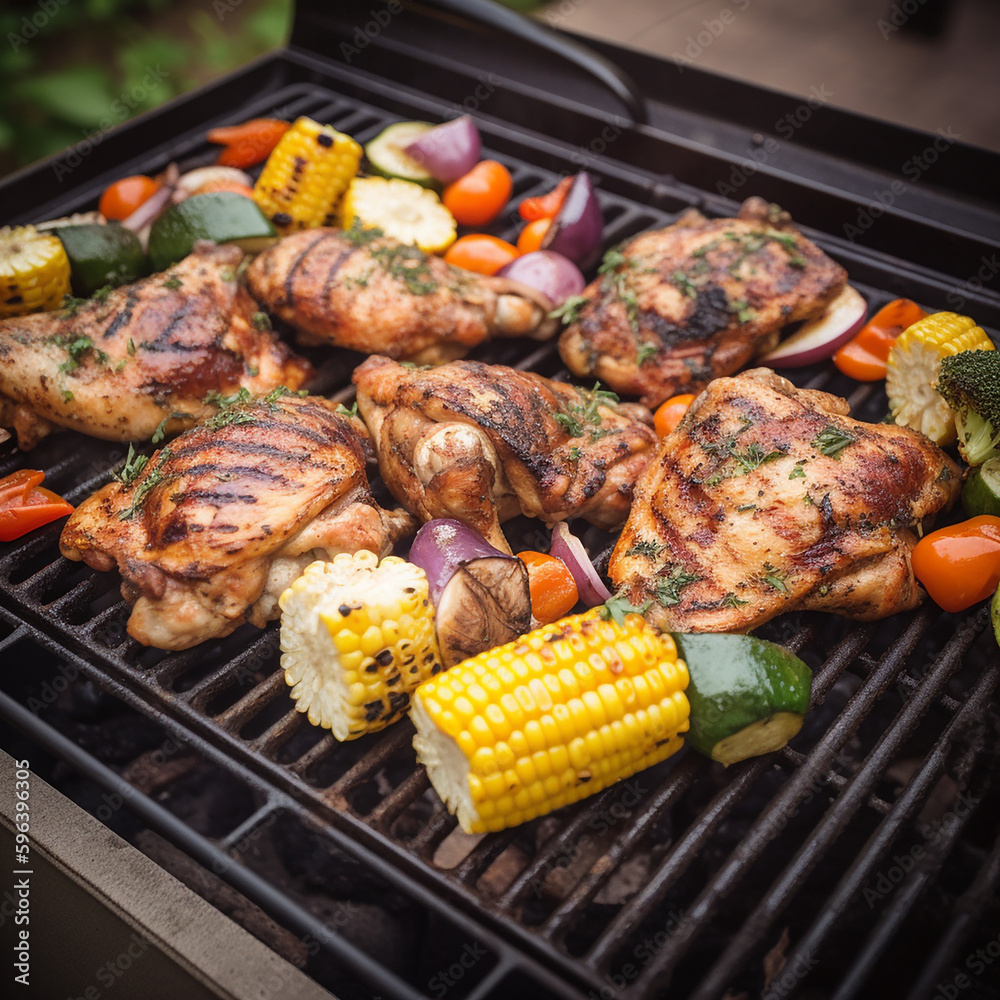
[{"left": 1, "top": 7, "right": 1000, "bottom": 999}]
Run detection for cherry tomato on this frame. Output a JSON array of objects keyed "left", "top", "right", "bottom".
[
  {"left": 833, "top": 298, "right": 928, "bottom": 381},
  {"left": 0, "top": 469, "right": 74, "bottom": 542},
  {"left": 911, "top": 515, "right": 1000, "bottom": 613},
  {"left": 443, "top": 234, "right": 519, "bottom": 276},
  {"left": 518, "top": 550, "right": 579, "bottom": 625},
  {"left": 99, "top": 175, "right": 161, "bottom": 221},
  {"left": 518, "top": 176, "right": 572, "bottom": 221},
  {"left": 207, "top": 119, "right": 290, "bottom": 169},
  {"left": 516, "top": 218, "right": 552, "bottom": 254},
  {"left": 443, "top": 160, "right": 513, "bottom": 227},
  {"left": 654, "top": 393, "right": 696, "bottom": 437}
]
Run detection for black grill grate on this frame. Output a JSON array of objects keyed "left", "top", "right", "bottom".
[{"left": 2, "top": 54, "right": 1000, "bottom": 1000}]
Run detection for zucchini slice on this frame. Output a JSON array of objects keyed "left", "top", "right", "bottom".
[
  {"left": 365, "top": 122, "right": 441, "bottom": 190},
  {"left": 672, "top": 632, "right": 812, "bottom": 766}
]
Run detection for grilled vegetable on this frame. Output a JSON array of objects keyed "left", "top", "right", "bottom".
[
  {"left": 147, "top": 193, "right": 277, "bottom": 272},
  {"left": 519, "top": 176, "right": 572, "bottom": 222},
  {"left": 886, "top": 312, "right": 994, "bottom": 444},
  {"left": 0, "top": 469, "right": 74, "bottom": 542},
  {"left": 174, "top": 166, "right": 254, "bottom": 199},
  {"left": 549, "top": 521, "right": 611, "bottom": 606},
  {"left": 207, "top": 118, "right": 290, "bottom": 169},
  {"left": 253, "top": 116, "right": 362, "bottom": 232},
  {"left": 963, "top": 459, "right": 1000, "bottom": 518},
  {"left": 518, "top": 550, "right": 579, "bottom": 624},
  {"left": 936, "top": 348, "right": 1000, "bottom": 466},
  {"left": 408, "top": 519, "right": 531, "bottom": 667},
  {"left": 53, "top": 222, "right": 146, "bottom": 296},
  {"left": 339, "top": 176, "right": 456, "bottom": 253},
  {"left": 653, "top": 393, "right": 696, "bottom": 438},
  {"left": 412, "top": 608, "right": 690, "bottom": 833},
  {"left": 832, "top": 298, "right": 927, "bottom": 381},
  {"left": 540, "top": 172, "right": 603, "bottom": 270},
  {"left": 497, "top": 251, "right": 585, "bottom": 307},
  {"left": 443, "top": 234, "right": 519, "bottom": 276},
  {"left": 99, "top": 175, "right": 160, "bottom": 221},
  {"left": 442, "top": 159, "right": 512, "bottom": 227},
  {"left": 517, "top": 218, "right": 551, "bottom": 254},
  {"left": 911, "top": 515, "right": 1000, "bottom": 614},
  {"left": 402, "top": 115, "right": 481, "bottom": 185},
  {"left": 671, "top": 633, "right": 812, "bottom": 766},
  {"left": 365, "top": 121, "right": 440, "bottom": 189},
  {"left": 0, "top": 226, "right": 71, "bottom": 317},
  {"left": 758, "top": 286, "right": 868, "bottom": 368},
  {"left": 992, "top": 582, "right": 1000, "bottom": 649},
  {"left": 278, "top": 552, "right": 443, "bottom": 741}
]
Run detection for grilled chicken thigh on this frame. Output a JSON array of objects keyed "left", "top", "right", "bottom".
[
  {"left": 609, "top": 368, "right": 961, "bottom": 632},
  {"left": 354, "top": 355, "right": 657, "bottom": 552},
  {"left": 60, "top": 393, "right": 414, "bottom": 650},
  {"left": 559, "top": 198, "right": 847, "bottom": 408},
  {"left": 247, "top": 228, "right": 556, "bottom": 364},
  {"left": 0, "top": 244, "right": 312, "bottom": 449}
]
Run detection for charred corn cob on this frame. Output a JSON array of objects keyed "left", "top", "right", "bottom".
[
  {"left": 278, "top": 551, "right": 443, "bottom": 740},
  {"left": 412, "top": 609, "right": 689, "bottom": 834},
  {"left": 0, "top": 226, "right": 71, "bottom": 317},
  {"left": 253, "top": 116, "right": 362, "bottom": 233},
  {"left": 886, "top": 311, "right": 994, "bottom": 445},
  {"left": 339, "top": 176, "right": 456, "bottom": 253}
]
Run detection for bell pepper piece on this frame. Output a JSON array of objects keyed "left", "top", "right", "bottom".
[{"left": 911, "top": 515, "right": 1000, "bottom": 613}]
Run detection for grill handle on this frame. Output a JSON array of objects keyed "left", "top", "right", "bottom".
[{"left": 416, "top": 0, "right": 648, "bottom": 124}]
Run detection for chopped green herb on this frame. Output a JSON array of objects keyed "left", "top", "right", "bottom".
[
  {"left": 54, "top": 335, "right": 109, "bottom": 374},
  {"left": 625, "top": 539, "right": 664, "bottom": 559},
  {"left": 671, "top": 270, "right": 697, "bottom": 298},
  {"left": 554, "top": 382, "right": 620, "bottom": 441},
  {"left": 597, "top": 248, "right": 628, "bottom": 274},
  {"left": 92, "top": 285, "right": 114, "bottom": 304},
  {"left": 654, "top": 567, "right": 700, "bottom": 606},
  {"left": 126, "top": 338, "right": 136, "bottom": 356},
  {"left": 162, "top": 276, "right": 182, "bottom": 291},
  {"left": 788, "top": 466, "right": 806, "bottom": 480},
  {"left": 220, "top": 268, "right": 236, "bottom": 282},
  {"left": 600, "top": 594, "right": 651, "bottom": 625},
  {"left": 721, "top": 592, "right": 750, "bottom": 608},
  {"left": 568, "top": 446, "right": 581, "bottom": 462},
  {"left": 761, "top": 562, "right": 789, "bottom": 594},
  {"left": 114, "top": 444, "right": 149, "bottom": 486},
  {"left": 811, "top": 425, "right": 855, "bottom": 458},
  {"left": 636, "top": 342, "right": 659, "bottom": 366},
  {"left": 736, "top": 503, "right": 758, "bottom": 513},
  {"left": 151, "top": 417, "right": 170, "bottom": 444},
  {"left": 342, "top": 218, "right": 385, "bottom": 247},
  {"left": 399, "top": 361, "right": 434, "bottom": 370},
  {"left": 370, "top": 243, "right": 439, "bottom": 295},
  {"left": 549, "top": 294, "right": 588, "bottom": 324},
  {"left": 119, "top": 447, "right": 172, "bottom": 521},
  {"left": 250, "top": 311, "right": 272, "bottom": 331},
  {"left": 61, "top": 389, "right": 74, "bottom": 402},
  {"left": 60, "top": 295, "right": 88, "bottom": 317},
  {"left": 335, "top": 402, "right": 359, "bottom": 419}
]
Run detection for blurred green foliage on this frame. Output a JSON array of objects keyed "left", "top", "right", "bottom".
[{"left": 0, "top": 0, "right": 292, "bottom": 176}]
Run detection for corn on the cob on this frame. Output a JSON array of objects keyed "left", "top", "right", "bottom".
[
  {"left": 412, "top": 609, "right": 689, "bottom": 834},
  {"left": 339, "top": 176, "right": 456, "bottom": 253},
  {"left": 279, "top": 551, "right": 443, "bottom": 740},
  {"left": 0, "top": 226, "right": 71, "bottom": 317},
  {"left": 886, "top": 311, "right": 994, "bottom": 445},
  {"left": 253, "top": 116, "right": 362, "bottom": 233}
]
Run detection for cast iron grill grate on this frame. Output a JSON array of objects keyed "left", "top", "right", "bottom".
[{"left": 1, "top": 56, "right": 999, "bottom": 1000}]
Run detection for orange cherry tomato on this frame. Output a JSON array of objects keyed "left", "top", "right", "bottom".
[
  {"left": 516, "top": 218, "right": 552, "bottom": 254},
  {"left": 443, "top": 234, "right": 519, "bottom": 276},
  {"left": 207, "top": 118, "right": 290, "bottom": 169},
  {"left": 0, "top": 469, "right": 74, "bottom": 542},
  {"left": 833, "top": 298, "right": 928, "bottom": 381},
  {"left": 518, "top": 550, "right": 579, "bottom": 625},
  {"left": 518, "top": 176, "right": 573, "bottom": 221},
  {"left": 911, "top": 515, "right": 1000, "bottom": 613},
  {"left": 654, "top": 393, "right": 696, "bottom": 438},
  {"left": 443, "top": 160, "right": 513, "bottom": 227},
  {"left": 98, "top": 175, "right": 161, "bottom": 221}
]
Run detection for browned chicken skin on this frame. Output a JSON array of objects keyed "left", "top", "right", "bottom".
[
  {"left": 354, "top": 355, "right": 658, "bottom": 552},
  {"left": 0, "top": 244, "right": 313, "bottom": 449},
  {"left": 60, "top": 393, "right": 414, "bottom": 650},
  {"left": 559, "top": 198, "right": 847, "bottom": 408},
  {"left": 247, "top": 228, "right": 556, "bottom": 364},
  {"left": 609, "top": 368, "right": 961, "bottom": 632}
]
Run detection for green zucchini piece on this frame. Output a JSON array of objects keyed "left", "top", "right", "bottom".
[
  {"left": 673, "top": 632, "right": 812, "bottom": 766},
  {"left": 962, "top": 459, "right": 1000, "bottom": 518},
  {"left": 54, "top": 222, "right": 147, "bottom": 296},
  {"left": 365, "top": 122, "right": 442, "bottom": 190},
  {"left": 991, "top": 582, "right": 1000, "bottom": 649}
]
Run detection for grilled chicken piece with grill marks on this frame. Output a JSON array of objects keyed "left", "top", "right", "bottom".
[
  {"left": 354, "top": 355, "right": 658, "bottom": 552},
  {"left": 609, "top": 368, "right": 961, "bottom": 632},
  {"left": 247, "top": 228, "right": 557, "bottom": 365},
  {"left": 559, "top": 197, "right": 847, "bottom": 408},
  {"left": 0, "top": 244, "right": 313, "bottom": 450},
  {"left": 60, "top": 393, "right": 414, "bottom": 650}
]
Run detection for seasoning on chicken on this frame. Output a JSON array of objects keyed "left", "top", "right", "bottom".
[
  {"left": 558, "top": 198, "right": 847, "bottom": 408},
  {"left": 353, "top": 355, "right": 658, "bottom": 553},
  {"left": 0, "top": 244, "right": 313, "bottom": 449},
  {"left": 609, "top": 368, "right": 962, "bottom": 632},
  {"left": 246, "top": 226, "right": 556, "bottom": 365},
  {"left": 60, "top": 391, "right": 414, "bottom": 650}
]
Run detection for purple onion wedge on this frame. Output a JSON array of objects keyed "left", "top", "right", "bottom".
[
  {"left": 550, "top": 521, "right": 611, "bottom": 607},
  {"left": 403, "top": 116, "right": 482, "bottom": 185},
  {"left": 497, "top": 251, "right": 585, "bottom": 308},
  {"left": 409, "top": 519, "right": 531, "bottom": 667},
  {"left": 541, "top": 172, "right": 603, "bottom": 270}
]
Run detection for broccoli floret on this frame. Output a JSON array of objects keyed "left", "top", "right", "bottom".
[{"left": 936, "top": 349, "right": 1000, "bottom": 465}]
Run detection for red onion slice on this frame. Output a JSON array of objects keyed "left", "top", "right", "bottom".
[
  {"left": 497, "top": 251, "right": 585, "bottom": 307},
  {"left": 403, "top": 116, "right": 481, "bottom": 185},
  {"left": 541, "top": 172, "right": 603, "bottom": 270},
  {"left": 550, "top": 521, "right": 611, "bottom": 607}
]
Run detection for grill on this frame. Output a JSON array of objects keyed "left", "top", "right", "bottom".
[{"left": 2, "top": 3, "right": 1000, "bottom": 998}]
